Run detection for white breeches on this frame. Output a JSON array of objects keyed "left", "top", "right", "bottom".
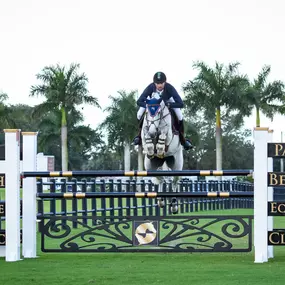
[
  {"left": 137, "top": 107, "right": 146, "bottom": 120},
  {"left": 173, "top": 108, "right": 183, "bottom": 121},
  {"left": 167, "top": 97, "right": 183, "bottom": 121},
  {"left": 137, "top": 97, "right": 183, "bottom": 121}
]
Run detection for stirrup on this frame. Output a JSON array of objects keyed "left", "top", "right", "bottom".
[
  {"left": 132, "top": 136, "right": 141, "bottom": 145},
  {"left": 184, "top": 140, "right": 193, "bottom": 150}
]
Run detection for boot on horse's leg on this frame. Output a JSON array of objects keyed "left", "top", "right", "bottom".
[
  {"left": 178, "top": 120, "right": 193, "bottom": 150},
  {"left": 170, "top": 198, "right": 178, "bottom": 214},
  {"left": 132, "top": 117, "right": 144, "bottom": 145}
]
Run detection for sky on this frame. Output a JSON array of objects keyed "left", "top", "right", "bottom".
[{"left": 1, "top": 0, "right": 285, "bottom": 141}]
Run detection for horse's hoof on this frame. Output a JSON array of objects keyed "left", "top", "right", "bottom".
[
  {"left": 157, "top": 198, "right": 165, "bottom": 208},
  {"left": 170, "top": 204, "right": 178, "bottom": 214},
  {"left": 157, "top": 153, "right": 164, "bottom": 159},
  {"left": 147, "top": 154, "right": 155, "bottom": 159}
]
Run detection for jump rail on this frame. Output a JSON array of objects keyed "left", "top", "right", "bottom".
[
  {"left": 37, "top": 191, "right": 254, "bottom": 199},
  {"left": 22, "top": 169, "right": 253, "bottom": 178}
]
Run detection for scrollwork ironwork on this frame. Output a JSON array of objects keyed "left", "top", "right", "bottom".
[{"left": 40, "top": 215, "right": 253, "bottom": 252}]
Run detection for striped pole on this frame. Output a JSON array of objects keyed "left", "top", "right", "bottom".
[
  {"left": 37, "top": 191, "right": 254, "bottom": 199},
  {"left": 22, "top": 169, "right": 253, "bottom": 178}
]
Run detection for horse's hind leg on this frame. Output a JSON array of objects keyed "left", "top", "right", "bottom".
[
  {"left": 170, "top": 197, "right": 178, "bottom": 214},
  {"left": 170, "top": 176, "right": 179, "bottom": 214},
  {"left": 169, "top": 152, "right": 183, "bottom": 215},
  {"left": 152, "top": 176, "right": 165, "bottom": 208},
  {"left": 148, "top": 159, "right": 166, "bottom": 209},
  {"left": 157, "top": 182, "right": 165, "bottom": 208}
]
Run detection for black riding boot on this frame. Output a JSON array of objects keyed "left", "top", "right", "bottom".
[
  {"left": 178, "top": 120, "right": 193, "bottom": 150},
  {"left": 133, "top": 129, "right": 142, "bottom": 145},
  {"left": 132, "top": 118, "right": 143, "bottom": 145}
]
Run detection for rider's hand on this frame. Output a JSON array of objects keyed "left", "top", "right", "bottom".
[{"left": 152, "top": 92, "right": 161, "bottom": 100}]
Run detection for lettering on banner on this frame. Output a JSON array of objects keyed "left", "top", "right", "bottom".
[
  {"left": 268, "top": 202, "right": 285, "bottom": 216},
  {"left": 0, "top": 200, "right": 23, "bottom": 217},
  {"left": 0, "top": 174, "right": 5, "bottom": 188},
  {"left": 268, "top": 143, "right": 285, "bottom": 158},
  {"left": 0, "top": 230, "right": 22, "bottom": 245},
  {"left": 268, "top": 173, "right": 285, "bottom": 186},
  {"left": 268, "top": 230, "right": 285, "bottom": 245}
]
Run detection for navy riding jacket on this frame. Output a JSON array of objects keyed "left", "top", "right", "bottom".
[{"left": 137, "top": 83, "right": 184, "bottom": 108}]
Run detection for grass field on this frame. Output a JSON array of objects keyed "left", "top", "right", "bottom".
[{"left": 1, "top": 208, "right": 285, "bottom": 285}]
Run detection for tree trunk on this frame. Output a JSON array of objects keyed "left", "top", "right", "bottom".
[
  {"left": 256, "top": 106, "right": 260, "bottom": 127},
  {"left": 124, "top": 141, "right": 131, "bottom": 171},
  {"left": 138, "top": 145, "right": 144, "bottom": 171},
  {"left": 215, "top": 107, "right": 222, "bottom": 171},
  {"left": 61, "top": 107, "right": 68, "bottom": 171}
]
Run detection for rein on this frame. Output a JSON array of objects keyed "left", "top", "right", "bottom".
[
  {"left": 145, "top": 104, "right": 170, "bottom": 129},
  {"left": 144, "top": 103, "right": 173, "bottom": 154}
]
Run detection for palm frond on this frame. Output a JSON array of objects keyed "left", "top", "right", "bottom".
[
  {"left": 100, "top": 90, "right": 138, "bottom": 145},
  {"left": 262, "top": 80, "right": 285, "bottom": 102},
  {"left": 38, "top": 133, "right": 60, "bottom": 150},
  {"left": 36, "top": 64, "right": 62, "bottom": 84},
  {"left": 0, "top": 92, "right": 8, "bottom": 102},
  {"left": 30, "top": 85, "right": 48, "bottom": 97},
  {"left": 65, "top": 63, "right": 80, "bottom": 84},
  {"left": 0, "top": 105, "right": 17, "bottom": 128},
  {"left": 31, "top": 101, "right": 59, "bottom": 119},
  {"left": 254, "top": 65, "right": 271, "bottom": 89}
]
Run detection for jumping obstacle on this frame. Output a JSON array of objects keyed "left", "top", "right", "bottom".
[
  {"left": 0, "top": 130, "right": 38, "bottom": 261},
  {"left": 253, "top": 127, "right": 273, "bottom": 263},
  {"left": 37, "top": 191, "right": 254, "bottom": 199},
  {"left": 22, "top": 169, "right": 253, "bottom": 178},
  {"left": 0, "top": 127, "right": 278, "bottom": 262}
]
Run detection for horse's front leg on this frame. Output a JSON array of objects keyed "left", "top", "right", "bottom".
[
  {"left": 143, "top": 134, "right": 155, "bottom": 158},
  {"left": 156, "top": 133, "right": 166, "bottom": 158}
]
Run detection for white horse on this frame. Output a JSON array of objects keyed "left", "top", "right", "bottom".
[{"left": 141, "top": 95, "right": 183, "bottom": 214}]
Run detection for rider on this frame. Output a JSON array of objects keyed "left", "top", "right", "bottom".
[{"left": 133, "top": 71, "right": 192, "bottom": 150}]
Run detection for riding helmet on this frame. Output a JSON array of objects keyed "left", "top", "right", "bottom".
[{"left": 153, "top": 72, "right": 167, "bottom": 84}]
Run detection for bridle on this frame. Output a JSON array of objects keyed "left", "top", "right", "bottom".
[{"left": 144, "top": 100, "right": 171, "bottom": 142}]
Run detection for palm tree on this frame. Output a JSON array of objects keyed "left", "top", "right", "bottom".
[
  {"left": 37, "top": 108, "right": 103, "bottom": 170},
  {"left": 245, "top": 65, "right": 285, "bottom": 127},
  {"left": 182, "top": 61, "right": 250, "bottom": 171},
  {"left": 0, "top": 92, "right": 18, "bottom": 146},
  {"left": 0, "top": 92, "right": 17, "bottom": 129},
  {"left": 100, "top": 90, "right": 138, "bottom": 171},
  {"left": 8, "top": 104, "right": 38, "bottom": 131},
  {"left": 30, "top": 63, "right": 100, "bottom": 171}
]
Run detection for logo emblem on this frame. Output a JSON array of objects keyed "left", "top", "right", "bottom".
[{"left": 133, "top": 221, "right": 158, "bottom": 246}]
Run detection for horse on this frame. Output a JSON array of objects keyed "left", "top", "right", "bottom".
[{"left": 141, "top": 94, "right": 184, "bottom": 214}]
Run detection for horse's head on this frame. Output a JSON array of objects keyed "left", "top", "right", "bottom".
[
  {"left": 142, "top": 93, "right": 177, "bottom": 160},
  {"left": 144, "top": 97, "right": 167, "bottom": 139}
]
